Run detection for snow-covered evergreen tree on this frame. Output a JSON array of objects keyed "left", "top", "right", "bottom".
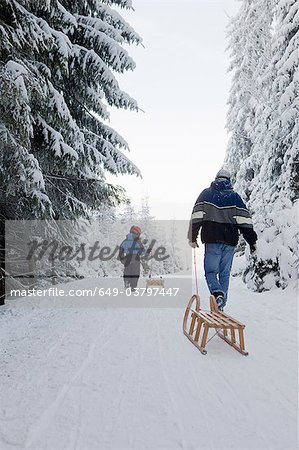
[
  {"left": 0, "top": 0, "right": 142, "bottom": 220},
  {"left": 225, "top": 0, "right": 254, "bottom": 193},
  {"left": 226, "top": 0, "right": 299, "bottom": 290},
  {"left": 247, "top": 0, "right": 299, "bottom": 289},
  {"left": 254, "top": 0, "right": 299, "bottom": 204},
  {"left": 121, "top": 200, "right": 136, "bottom": 224},
  {"left": 225, "top": 0, "right": 274, "bottom": 201},
  {"left": 139, "top": 197, "right": 152, "bottom": 224}
]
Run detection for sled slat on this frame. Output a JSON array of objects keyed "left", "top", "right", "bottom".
[
  {"left": 217, "top": 312, "right": 246, "bottom": 328},
  {"left": 190, "top": 309, "right": 215, "bottom": 325},
  {"left": 212, "top": 313, "right": 243, "bottom": 329},
  {"left": 191, "top": 309, "right": 238, "bottom": 329},
  {"left": 203, "top": 311, "right": 227, "bottom": 327},
  {"left": 204, "top": 312, "right": 235, "bottom": 328}
]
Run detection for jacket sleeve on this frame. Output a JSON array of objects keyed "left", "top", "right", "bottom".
[
  {"left": 118, "top": 240, "right": 126, "bottom": 262},
  {"left": 138, "top": 241, "right": 146, "bottom": 257},
  {"left": 234, "top": 194, "right": 257, "bottom": 246},
  {"left": 188, "top": 190, "right": 206, "bottom": 242}
]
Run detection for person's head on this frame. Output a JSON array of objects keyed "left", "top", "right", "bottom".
[
  {"left": 130, "top": 225, "right": 141, "bottom": 236},
  {"left": 215, "top": 168, "right": 231, "bottom": 181}
]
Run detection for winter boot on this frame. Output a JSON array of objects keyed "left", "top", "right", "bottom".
[{"left": 212, "top": 291, "right": 225, "bottom": 311}]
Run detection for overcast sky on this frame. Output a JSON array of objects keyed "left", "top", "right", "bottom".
[{"left": 108, "top": 0, "right": 240, "bottom": 219}]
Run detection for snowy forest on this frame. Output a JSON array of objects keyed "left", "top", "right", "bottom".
[
  {"left": 0, "top": 2, "right": 298, "bottom": 449},
  {"left": 0, "top": 0, "right": 144, "bottom": 299},
  {"left": 225, "top": 0, "right": 298, "bottom": 291},
  {"left": 0, "top": 0, "right": 298, "bottom": 299}
]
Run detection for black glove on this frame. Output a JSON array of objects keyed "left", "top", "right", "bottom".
[
  {"left": 250, "top": 243, "right": 257, "bottom": 255},
  {"left": 188, "top": 241, "right": 198, "bottom": 248},
  {"left": 141, "top": 260, "right": 150, "bottom": 274}
]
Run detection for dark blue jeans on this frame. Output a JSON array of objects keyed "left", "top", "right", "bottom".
[{"left": 204, "top": 243, "right": 235, "bottom": 305}]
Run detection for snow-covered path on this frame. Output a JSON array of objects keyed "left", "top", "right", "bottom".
[{"left": 0, "top": 277, "right": 297, "bottom": 450}]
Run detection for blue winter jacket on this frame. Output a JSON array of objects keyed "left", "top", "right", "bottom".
[
  {"left": 119, "top": 233, "right": 145, "bottom": 261},
  {"left": 189, "top": 179, "right": 257, "bottom": 247}
]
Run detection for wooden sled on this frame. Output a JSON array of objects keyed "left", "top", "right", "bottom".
[
  {"left": 183, "top": 295, "right": 248, "bottom": 356},
  {"left": 146, "top": 275, "right": 165, "bottom": 290}
]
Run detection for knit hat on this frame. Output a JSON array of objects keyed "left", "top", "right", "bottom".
[
  {"left": 216, "top": 168, "right": 231, "bottom": 180},
  {"left": 130, "top": 225, "right": 141, "bottom": 235}
]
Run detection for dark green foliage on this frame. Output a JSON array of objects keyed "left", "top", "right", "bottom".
[{"left": 0, "top": 0, "right": 141, "bottom": 220}]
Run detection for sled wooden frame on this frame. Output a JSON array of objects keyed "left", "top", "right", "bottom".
[
  {"left": 145, "top": 276, "right": 165, "bottom": 291},
  {"left": 183, "top": 294, "right": 248, "bottom": 356}
]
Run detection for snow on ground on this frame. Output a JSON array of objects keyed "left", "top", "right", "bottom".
[{"left": 0, "top": 275, "right": 298, "bottom": 450}]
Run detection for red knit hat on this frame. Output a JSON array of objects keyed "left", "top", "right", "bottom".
[{"left": 130, "top": 225, "right": 141, "bottom": 235}]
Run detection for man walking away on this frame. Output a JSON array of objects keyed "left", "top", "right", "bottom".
[
  {"left": 188, "top": 169, "right": 257, "bottom": 310},
  {"left": 119, "top": 226, "right": 145, "bottom": 291}
]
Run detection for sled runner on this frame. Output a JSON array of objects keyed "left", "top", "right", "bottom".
[{"left": 183, "top": 294, "right": 248, "bottom": 356}]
